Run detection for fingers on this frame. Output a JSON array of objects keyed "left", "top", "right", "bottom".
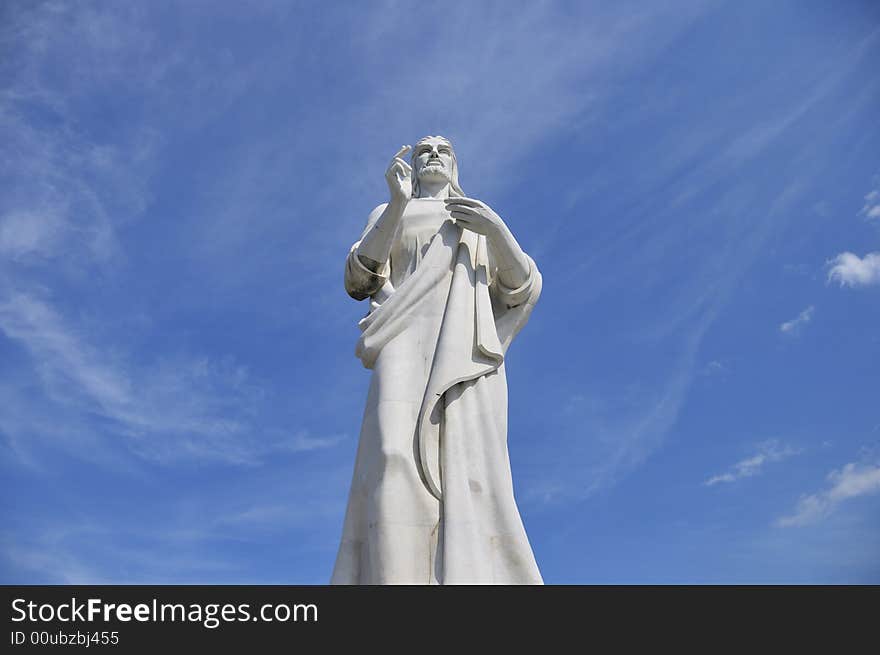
[
  {"left": 445, "top": 197, "right": 483, "bottom": 208},
  {"left": 451, "top": 212, "right": 489, "bottom": 235},
  {"left": 388, "top": 145, "right": 412, "bottom": 177},
  {"left": 446, "top": 205, "right": 478, "bottom": 217},
  {"left": 445, "top": 204, "right": 479, "bottom": 219},
  {"left": 387, "top": 161, "right": 409, "bottom": 179}
]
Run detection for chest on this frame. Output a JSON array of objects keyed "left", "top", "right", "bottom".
[{"left": 396, "top": 200, "right": 451, "bottom": 244}]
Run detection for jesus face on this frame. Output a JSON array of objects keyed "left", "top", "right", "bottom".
[{"left": 414, "top": 137, "right": 454, "bottom": 185}]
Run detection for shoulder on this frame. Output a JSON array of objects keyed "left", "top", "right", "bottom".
[
  {"left": 361, "top": 203, "right": 389, "bottom": 230},
  {"left": 367, "top": 203, "right": 389, "bottom": 221}
]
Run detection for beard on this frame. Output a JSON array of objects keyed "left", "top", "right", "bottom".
[{"left": 418, "top": 162, "right": 451, "bottom": 184}]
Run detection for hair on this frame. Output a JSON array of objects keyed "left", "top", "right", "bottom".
[{"left": 410, "top": 135, "right": 465, "bottom": 198}]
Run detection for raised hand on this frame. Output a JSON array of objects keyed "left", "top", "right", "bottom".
[
  {"left": 385, "top": 145, "right": 413, "bottom": 204},
  {"left": 444, "top": 197, "right": 504, "bottom": 237}
]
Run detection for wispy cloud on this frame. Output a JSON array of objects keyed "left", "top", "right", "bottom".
[
  {"left": 526, "top": 304, "right": 719, "bottom": 505},
  {"left": 1, "top": 459, "right": 351, "bottom": 583},
  {"left": 705, "top": 440, "right": 801, "bottom": 486},
  {"left": 778, "top": 461, "right": 880, "bottom": 527},
  {"left": 861, "top": 185, "right": 880, "bottom": 221},
  {"left": 521, "top": 23, "right": 880, "bottom": 511},
  {"left": 703, "top": 360, "right": 728, "bottom": 375},
  {"left": 827, "top": 252, "right": 880, "bottom": 287},
  {"left": 0, "top": 209, "right": 64, "bottom": 260},
  {"left": 779, "top": 305, "right": 815, "bottom": 335},
  {"left": 3, "top": 542, "right": 111, "bottom": 585},
  {"left": 184, "top": 2, "right": 714, "bottom": 289},
  {"left": 0, "top": 3, "right": 167, "bottom": 293},
  {"left": 2, "top": 529, "right": 243, "bottom": 585},
  {"left": 0, "top": 291, "right": 343, "bottom": 466}
]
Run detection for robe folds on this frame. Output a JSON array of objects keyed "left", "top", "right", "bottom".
[{"left": 331, "top": 216, "right": 542, "bottom": 585}]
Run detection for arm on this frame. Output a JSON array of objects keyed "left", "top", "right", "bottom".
[
  {"left": 355, "top": 198, "right": 407, "bottom": 272},
  {"left": 355, "top": 145, "right": 412, "bottom": 272},
  {"left": 344, "top": 205, "right": 391, "bottom": 300},
  {"left": 344, "top": 145, "right": 413, "bottom": 300},
  {"left": 485, "top": 220, "right": 531, "bottom": 290}
]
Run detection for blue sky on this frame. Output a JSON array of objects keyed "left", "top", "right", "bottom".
[{"left": 1, "top": 0, "right": 878, "bottom": 584}]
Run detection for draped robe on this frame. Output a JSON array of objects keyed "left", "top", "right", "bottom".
[{"left": 331, "top": 199, "right": 542, "bottom": 584}]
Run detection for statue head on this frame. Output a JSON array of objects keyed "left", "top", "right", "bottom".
[{"left": 411, "top": 135, "right": 465, "bottom": 198}]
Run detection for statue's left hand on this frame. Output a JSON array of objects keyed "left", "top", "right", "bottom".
[
  {"left": 444, "top": 198, "right": 505, "bottom": 238},
  {"left": 446, "top": 197, "right": 531, "bottom": 289}
]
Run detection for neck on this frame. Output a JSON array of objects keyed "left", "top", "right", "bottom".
[{"left": 417, "top": 179, "right": 450, "bottom": 199}]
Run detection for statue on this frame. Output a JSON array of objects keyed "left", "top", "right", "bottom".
[{"left": 331, "top": 136, "right": 543, "bottom": 584}]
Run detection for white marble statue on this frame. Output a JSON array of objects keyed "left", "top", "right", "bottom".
[{"left": 331, "top": 136, "right": 543, "bottom": 584}]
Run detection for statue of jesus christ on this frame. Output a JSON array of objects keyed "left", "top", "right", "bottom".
[{"left": 332, "top": 136, "right": 543, "bottom": 584}]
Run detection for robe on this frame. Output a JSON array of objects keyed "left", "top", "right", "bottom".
[{"left": 331, "top": 203, "right": 542, "bottom": 584}]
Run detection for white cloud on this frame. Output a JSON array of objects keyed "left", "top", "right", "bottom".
[
  {"left": 824, "top": 177, "right": 880, "bottom": 289},
  {"left": 861, "top": 189, "right": 880, "bottom": 220},
  {"left": 778, "top": 461, "right": 880, "bottom": 527},
  {"left": 827, "top": 252, "right": 880, "bottom": 287},
  {"left": 779, "top": 305, "right": 815, "bottom": 335},
  {"left": 705, "top": 440, "right": 800, "bottom": 486}
]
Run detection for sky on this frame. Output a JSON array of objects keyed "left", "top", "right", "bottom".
[{"left": 1, "top": 0, "right": 878, "bottom": 584}]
